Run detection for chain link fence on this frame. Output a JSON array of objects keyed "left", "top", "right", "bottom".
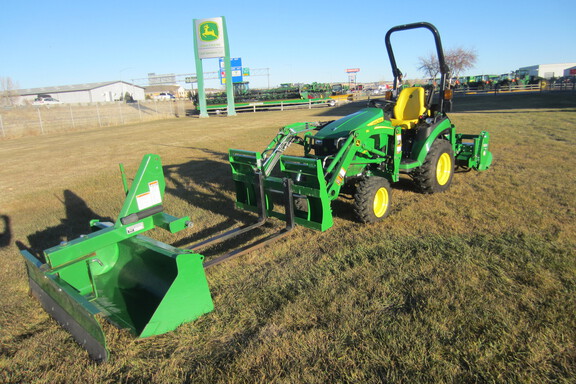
[{"left": 0, "top": 100, "right": 196, "bottom": 139}]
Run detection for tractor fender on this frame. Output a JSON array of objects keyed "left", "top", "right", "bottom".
[{"left": 410, "top": 118, "right": 455, "bottom": 164}]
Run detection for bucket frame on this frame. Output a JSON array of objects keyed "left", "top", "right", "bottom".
[{"left": 20, "top": 154, "right": 214, "bottom": 361}]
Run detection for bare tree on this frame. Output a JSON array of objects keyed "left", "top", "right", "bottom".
[
  {"left": 418, "top": 47, "right": 477, "bottom": 82},
  {"left": 0, "top": 77, "right": 19, "bottom": 106},
  {"left": 418, "top": 53, "right": 440, "bottom": 80},
  {"left": 445, "top": 47, "right": 477, "bottom": 80}
]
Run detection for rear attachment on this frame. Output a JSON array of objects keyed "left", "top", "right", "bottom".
[
  {"left": 455, "top": 131, "right": 493, "bottom": 171},
  {"left": 20, "top": 154, "right": 213, "bottom": 361}
]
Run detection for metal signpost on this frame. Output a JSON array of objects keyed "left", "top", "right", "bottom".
[
  {"left": 193, "top": 17, "right": 236, "bottom": 118},
  {"left": 219, "top": 57, "right": 243, "bottom": 85},
  {"left": 346, "top": 68, "right": 360, "bottom": 90}
]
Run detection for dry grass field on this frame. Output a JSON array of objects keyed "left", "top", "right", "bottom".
[{"left": 1, "top": 92, "right": 575, "bottom": 383}]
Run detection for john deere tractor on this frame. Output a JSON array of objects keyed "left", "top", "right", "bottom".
[
  {"left": 229, "top": 22, "right": 492, "bottom": 230},
  {"left": 18, "top": 22, "right": 493, "bottom": 362}
]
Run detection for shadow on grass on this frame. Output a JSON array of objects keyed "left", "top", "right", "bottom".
[
  {"left": 162, "top": 148, "right": 269, "bottom": 251},
  {"left": 0, "top": 215, "right": 12, "bottom": 249},
  {"left": 16, "top": 190, "right": 112, "bottom": 258}
]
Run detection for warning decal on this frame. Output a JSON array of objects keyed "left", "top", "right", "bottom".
[
  {"left": 336, "top": 167, "right": 346, "bottom": 185},
  {"left": 136, "top": 180, "right": 162, "bottom": 210}
]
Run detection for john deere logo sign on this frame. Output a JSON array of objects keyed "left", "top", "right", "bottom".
[
  {"left": 195, "top": 17, "right": 226, "bottom": 59},
  {"left": 199, "top": 22, "right": 219, "bottom": 41}
]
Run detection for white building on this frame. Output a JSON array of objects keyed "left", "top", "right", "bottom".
[
  {"left": 17, "top": 81, "right": 145, "bottom": 104},
  {"left": 518, "top": 63, "right": 576, "bottom": 79}
]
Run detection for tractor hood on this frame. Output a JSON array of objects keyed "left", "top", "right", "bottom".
[{"left": 315, "top": 108, "right": 385, "bottom": 139}]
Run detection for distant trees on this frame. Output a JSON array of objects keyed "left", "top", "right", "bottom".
[
  {"left": 446, "top": 47, "right": 477, "bottom": 80},
  {"left": 0, "top": 77, "right": 19, "bottom": 106},
  {"left": 418, "top": 47, "right": 477, "bottom": 81}
]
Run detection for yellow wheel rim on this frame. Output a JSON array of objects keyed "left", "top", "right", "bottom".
[
  {"left": 436, "top": 153, "right": 452, "bottom": 186},
  {"left": 373, "top": 187, "right": 389, "bottom": 217}
]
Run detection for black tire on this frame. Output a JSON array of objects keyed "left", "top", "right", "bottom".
[
  {"left": 412, "top": 139, "right": 454, "bottom": 194},
  {"left": 353, "top": 177, "right": 392, "bottom": 223}
]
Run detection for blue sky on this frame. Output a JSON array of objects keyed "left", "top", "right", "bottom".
[{"left": 1, "top": 0, "right": 574, "bottom": 90}]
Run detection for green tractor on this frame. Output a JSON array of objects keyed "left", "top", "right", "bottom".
[
  {"left": 18, "top": 22, "right": 492, "bottom": 362},
  {"left": 230, "top": 22, "right": 492, "bottom": 230}
]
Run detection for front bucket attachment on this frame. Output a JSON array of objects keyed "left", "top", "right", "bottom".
[
  {"left": 21, "top": 234, "right": 212, "bottom": 361},
  {"left": 20, "top": 154, "right": 214, "bottom": 361}
]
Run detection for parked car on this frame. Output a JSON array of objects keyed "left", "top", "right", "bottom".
[
  {"left": 155, "top": 92, "right": 175, "bottom": 100},
  {"left": 33, "top": 96, "right": 61, "bottom": 105}
]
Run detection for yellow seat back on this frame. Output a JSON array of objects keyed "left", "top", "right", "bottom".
[{"left": 391, "top": 87, "right": 426, "bottom": 129}]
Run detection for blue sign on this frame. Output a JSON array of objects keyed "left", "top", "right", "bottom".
[{"left": 219, "top": 57, "right": 243, "bottom": 84}]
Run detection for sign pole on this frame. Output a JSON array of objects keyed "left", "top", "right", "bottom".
[
  {"left": 222, "top": 17, "right": 236, "bottom": 116},
  {"left": 193, "top": 16, "right": 236, "bottom": 118},
  {"left": 193, "top": 18, "right": 209, "bottom": 118}
]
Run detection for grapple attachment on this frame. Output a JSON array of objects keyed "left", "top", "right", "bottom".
[
  {"left": 229, "top": 149, "right": 333, "bottom": 231},
  {"left": 20, "top": 154, "right": 213, "bottom": 361},
  {"left": 455, "top": 131, "right": 493, "bottom": 171}
]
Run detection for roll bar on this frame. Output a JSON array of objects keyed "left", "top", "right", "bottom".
[{"left": 385, "top": 22, "right": 451, "bottom": 113}]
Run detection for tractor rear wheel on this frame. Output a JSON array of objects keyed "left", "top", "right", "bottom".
[
  {"left": 412, "top": 139, "right": 454, "bottom": 193},
  {"left": 353, "top": 176, "right": 392, "bottom": 223}
]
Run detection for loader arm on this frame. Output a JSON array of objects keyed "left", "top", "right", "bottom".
[{"left": 260, "top": 122, "right": 321, "bottom": 176}]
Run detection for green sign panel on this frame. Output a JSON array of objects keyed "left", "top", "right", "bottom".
[{"left": 199, "top": 21, "right": 219, "bottom": 42}]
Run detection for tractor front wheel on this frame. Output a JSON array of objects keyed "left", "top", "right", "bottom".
[
  {"left": 412, "top": 139, "right": 454, "bottom": 193},
  {"left": 353, "top": 176, "right": 392, "bottom": 223}
]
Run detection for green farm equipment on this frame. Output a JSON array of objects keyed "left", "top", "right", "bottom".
[
  {"left": 20, "top": 155, "right": 214, "bottom": 361},
  {"left": 229, "top": 22, "right": 492, "bottom": 230},
  {"left": 19, "top": 22, "right": 492, "bottom": 362},
  {"left": 19, "top": 153, "right": 296, "bottom": 361}
]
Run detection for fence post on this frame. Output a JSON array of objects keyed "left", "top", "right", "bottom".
[
  {"left": 0, "top": 114, "right": 5, "bottom": 137},
  {"left": 96, "top": 103, "right": 102, "bottom": 127},
  {"left": 37, "top": 108, "right": 44, "bottom": 134},
  {"left": 137, "top": 100, "right": 142, "bottom": 120},
  {"left": 69, "top": 105, "right": 76, "bottom": 129},
  {"left": 281, "top": 101, "right": 284, "bottom": 111},
  {"left": 118, "top": 101, "right": 124, "bottom": 124},
  {"left": 309, "top": 99, "right": 312, "bottom": 109}
]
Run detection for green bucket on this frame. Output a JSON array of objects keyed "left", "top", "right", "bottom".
[{"left": 22, "top": 232, "right": 213, "bottom": 361}]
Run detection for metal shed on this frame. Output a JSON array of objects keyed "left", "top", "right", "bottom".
[{"left": 17, "top": 81, "right": 145, "bottom": 104}]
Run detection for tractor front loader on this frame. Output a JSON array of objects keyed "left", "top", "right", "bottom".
[{"left": 230, "top": 22, "right": 492, "bottom": 231}]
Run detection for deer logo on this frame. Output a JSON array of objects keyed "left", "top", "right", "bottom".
[{"left": 199, "top": 22, "right": 219, "bottom": 41}]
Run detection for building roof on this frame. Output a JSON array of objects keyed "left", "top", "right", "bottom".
[{"left": 17, "top": 81, "right": 144, "bottom": 96}]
